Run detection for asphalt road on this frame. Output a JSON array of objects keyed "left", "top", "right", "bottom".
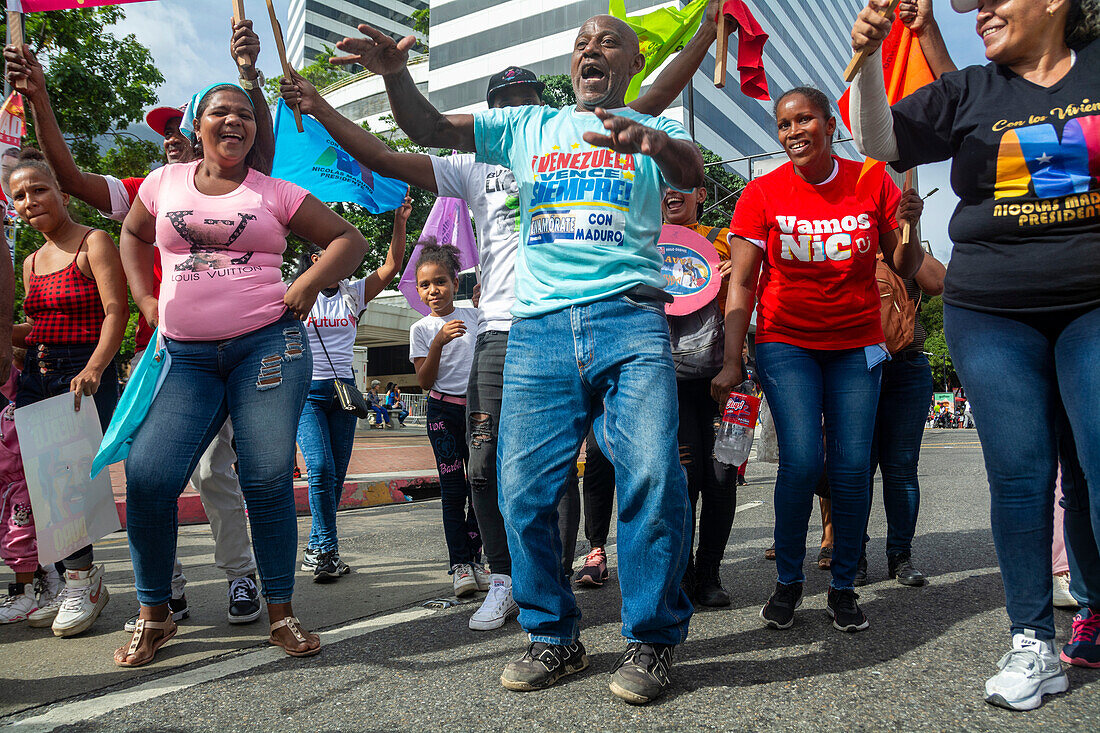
[{"left": 2, "top": 430, "right": 1098, "bottom": 732}]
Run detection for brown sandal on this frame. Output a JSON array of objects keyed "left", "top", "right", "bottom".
[
  {"left": 269, "top": 616, "right": 321, "bottom": 658},
  {"left": 817, "top": 545, "right": 833, "bottom": 570},
  {"left": 114, "top": 617, "right": 177, "bottom": 668}
]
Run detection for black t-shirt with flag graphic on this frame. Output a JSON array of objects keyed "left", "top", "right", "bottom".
[{"left": 889, "top": 38, "right": 1100, "bottom": 314}]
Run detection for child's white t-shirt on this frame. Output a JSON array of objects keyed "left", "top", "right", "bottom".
[{"left": 408, "top": 306, "right": 480, "bottom": 395}]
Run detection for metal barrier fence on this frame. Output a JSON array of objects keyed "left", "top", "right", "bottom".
[{"left": 403, "top": 393, "right": 427, "bottom": 427}]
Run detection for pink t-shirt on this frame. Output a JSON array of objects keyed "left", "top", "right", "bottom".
[{"left": 138, "top": 161, "right": 309, "bottom": 341}]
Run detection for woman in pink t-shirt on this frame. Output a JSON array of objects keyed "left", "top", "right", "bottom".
[{"left": 117, "top": 84, "right": 368, "bottom": 666}]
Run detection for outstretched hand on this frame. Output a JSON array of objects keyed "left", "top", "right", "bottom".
[
  {"left": 231, "top": 18, "right": 261, "bottom": 71},
  {"left": 4, "top": 44, "right": 45, "bottom": 98},
  {"left": 280, "top": 69, "right": 322, "bottom": 115},
  {"left": 851, "top": 0, "right": 895, "bottom": 56},
  {"left": 331, "top": 24, "right": 416, "bottom": 76},
  {"left": 581, "top": 108, "right": 668, "bottom": 157}
]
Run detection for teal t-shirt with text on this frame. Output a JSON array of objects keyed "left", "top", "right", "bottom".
[{"left": 474, "top": 105, "right": 692, "bottom": 318}]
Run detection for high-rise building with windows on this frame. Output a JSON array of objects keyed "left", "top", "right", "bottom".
[{"left": 287, "top": 0, "right": 427, "bottom": 68}]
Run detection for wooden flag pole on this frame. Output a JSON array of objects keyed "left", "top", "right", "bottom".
[
  {"left": 265, "top": 0, "right": 303, "bottom": 132},
  {"left": 712, "top": 11, "right": 729, "bottom": 89},
  {"left": 901, "top": 169, "right": 914, "bottom": 242},
  {"left": 843, "top": 0, "right": 901, "bottom": 82},
  {"left": 7, "top": 11, "right": 26, "bottom": 91},
  {"left": 231, "top": 0, "right": 253, "bottom": 71}
]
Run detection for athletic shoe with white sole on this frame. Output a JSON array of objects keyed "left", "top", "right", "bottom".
[
  {"left": 301, "top": 546, "right": 320, "bottom": 572},
  {"left": 760, "top": 581, "right": 802, "bottom": 629},
  {"left": 469, "top": 574, "right": 518, "bottom": 631},
  {"left": 985, "top": 632, "right": 1068, "bottom": 711},
  {"left": 124, "top": 595, "right": 189, "bottom": 632},
  {"left": 1060, "top": 607, "right": 1100, "bottom": 669},
  {"left": 500, "top": 640, "right": 588, "bottom": 691},
  {"left": 28, "top": 567, "right": 63, "bottom": 628},
  {"left": 472, "top": 562, "right": 490, "bottom": 592},
  {"left": 52, "top": 564, "right": 109, "bottom": 637},
  {"left": 609, "top": 642, "right": 675, "bottom": 705},
  {"left": 228, "top": 575, "right": 261, "bottom": 624},
  {"left": 1053, "top": 573, "right": 1078, "bottom": 609},
  {"left": 827, "top": 587, "right": 869, "bottom": 632},
  {"left": 451, "top": 563, "right": 478, "bottom": 597},
  {"left": 0, "top": 585, "right": 38, "bottom": 624}
]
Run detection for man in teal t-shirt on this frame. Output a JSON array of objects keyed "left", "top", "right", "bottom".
[{"left": 333, "top": 14, "right": 703, "bottom": 704}]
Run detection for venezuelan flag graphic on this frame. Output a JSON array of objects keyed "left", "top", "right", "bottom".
[{"left": 995, "top": 115, "right": 1100, "bottom": 200}]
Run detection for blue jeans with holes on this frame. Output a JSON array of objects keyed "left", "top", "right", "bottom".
[
  {"left": 125, "top": 315, "right": 311, "bottom": 606},
  {"left": 944, "top": 303, "right": 1100, "bottom": 640},
  {"left": 498, "top": 294, "right": 693, "bottom": 646},
  {"left": 297, "top": 378, "right": 359, "bottom": 554},
  {"left": 756, "top": 342, "right": 883, "bottom": 591}
]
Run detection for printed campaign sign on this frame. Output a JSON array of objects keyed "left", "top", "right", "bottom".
[
  {"left": 658, "top": 224, "right": 721, "bottom": 316},
  {"left": 14, "top": 393, "right": 120, "bottom": 565}
]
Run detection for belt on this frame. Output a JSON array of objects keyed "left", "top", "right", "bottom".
[{"left": 429, "top": 389, "right": 467, "bottom": 406}]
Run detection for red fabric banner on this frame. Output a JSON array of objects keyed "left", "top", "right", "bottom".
[
  {"left": 720, "top": 0, "right": 771, "bottom": 101},
  {"left": 11, "top": 0, "right": 156, "bottom": 12}
]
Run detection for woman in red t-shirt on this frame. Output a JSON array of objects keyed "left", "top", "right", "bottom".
[{"left": 711, "top": 87, "right": 924, "bottom": 633}]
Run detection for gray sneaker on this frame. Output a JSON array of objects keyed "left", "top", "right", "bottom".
[
  {"left": 500, "top": 640, "right": 588, "bottom": 691},
  {"left": 609, "top": 642, "right": 674, "bottom": 705},
  {"left": 985, "top": 633, "right": 1068, "bottom": 711}
]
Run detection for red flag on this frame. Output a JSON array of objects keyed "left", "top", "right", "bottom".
[
  {"left": 9, "top": 0, "right": 156, "bottom": 12},
  {"left": 720, "top": 0, "right": 771, "bottom": 101},
  {"left": 837, "top": 14, "right": 935, "bottom": 197}
]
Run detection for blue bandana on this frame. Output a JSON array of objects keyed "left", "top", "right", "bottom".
[{"left": 179, "top": 82, "right": 255, "bottom": 142}]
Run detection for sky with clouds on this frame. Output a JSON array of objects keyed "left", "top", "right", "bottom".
[{"left": 109, "top": 0, "right": 986, "bottom": 261}]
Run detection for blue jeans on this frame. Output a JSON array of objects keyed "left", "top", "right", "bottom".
[
  {"left": 426, "top": 396, "right": 480, "bottom": 568},
  {"left": 756, "top": 342, "right": 883, "bottom": 591},
  {"left": 297, "top": 379, "right": 359, "bottom": 554},
  {"left": 864, "top": 351, "right": 933, "bottom": 560},
  {"left": 945, "top": 303, "right": 1100, "bottom": 640},
  {"left": 125, "top": 315, "right": 311, "bottom": 606},
  {"left": 498, "top": 294, "right": 693, "bottom": 646}
]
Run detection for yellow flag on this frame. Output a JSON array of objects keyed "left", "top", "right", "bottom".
[{"left": 609, "top": 0, "right": 710, "bottom": 101}]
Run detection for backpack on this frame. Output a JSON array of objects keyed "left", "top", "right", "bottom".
[
  {"left": 875, "top": 254, "right": 917, "bottom": 354},
  {"left": 668, "top": 227, "right": 725, "bottom": 379}
]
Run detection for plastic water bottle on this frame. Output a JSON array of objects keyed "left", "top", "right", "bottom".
[{"left": 714, "top": 380, "right": 761, "bottom": 466}]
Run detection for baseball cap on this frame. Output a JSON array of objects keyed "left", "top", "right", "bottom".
[
  {"left": 950, "top": 0, "right": 978, "bottom": 11},
  {"left": 145, "top": 104, "right": 187, "bottom": 137},
  {"left": 485, "top": 66, "right": 544, "bottom": 105}
]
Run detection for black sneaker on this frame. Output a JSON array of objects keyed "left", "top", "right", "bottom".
[
  {"left": 500, "top": 640, "right": 589, "bottom": 691},
  {"left": 301, "top": 547, "right": 320, "bottom": 572},
  {"left": 123, "top": 595, "right": 189, "bottom": 633},
  {"left": 888, "top": 555, "right": 927, "bottom": 587},
  {"left": 227, "top": 575, "right": 261, "bottom": 624},
  {"left": 760, "top": 581, "right": 802, "bottom": 629},
  {"left": 313, "top": 551, "right": 341, "bottom": 583},
  {"left": 609, "top": 642, "right": 674, "bottom": 705},
  {"left": 694, "top": 564, "right": 731, "bottom": 608},
  {"left": 854, "top": 555, "right": 869, "bottom": 587},
  {"left": 335, "top": 556, "right": 352, "bottom": 576},
  {"left": 827, "top": 587, "right": 869, "bottom": 632}
]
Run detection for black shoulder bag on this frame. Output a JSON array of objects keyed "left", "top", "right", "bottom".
[{"left": 311, "top": 323, "right": 372, "bottom": 419}]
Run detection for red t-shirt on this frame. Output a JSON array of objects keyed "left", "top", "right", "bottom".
[
  {"left": 730, "top": 157, "right": 901, "bottom": 350},
  {"left": 120, "top": 177, "right": 164, "bottom": 351}
]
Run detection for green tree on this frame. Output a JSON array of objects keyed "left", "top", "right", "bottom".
[
  {"left": 264, "top": 44, "right": 353, "bottom": 102},
  {"left": 539, "top": 73, "right": 576, "bottom": 108},
  {"left": 412, "top": 8, "right": 430, "bottom": 39},
  {"left": 918, "top": 296, "right": 957, "bottom": 390}
]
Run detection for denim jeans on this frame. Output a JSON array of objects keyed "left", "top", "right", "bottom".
[
  {"left": 498, "top": 294, "right": 693, "bottom": 646},
  {"left": 756, "top": 342, "right": 883, "bottom": 591},
  {"left": 18, "top": 343, "right": 118, "bottom": 570},
  {"left": 297, "top": 378, "right": 359, "bottom": 554},
  {"left": 863, "top": 351, "right": 933, "bottom": 560},
  {"left": 1058, "top": 410, "right": 1094, "bottom": 607},
  {"left": 426, "top": 396, "right": 480, "bottom": 568},
  {"left": 466, "top": 330, "right": 511, "bottom": 576},
  {"left": 125, "top": 315, "right": 310, "bottom": 606},
  {"left": 945, "top": 303, "right": 1100, "bottom": 639}
]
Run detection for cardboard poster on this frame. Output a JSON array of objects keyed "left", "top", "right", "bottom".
[
  {"left": 657, "top": 224, "right": 721, "bottom": 316},
  {"left": 14, "top": 393, "right": 120, "bottom": 565}
]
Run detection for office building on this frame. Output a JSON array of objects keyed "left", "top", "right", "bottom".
[{"left": 288, "top": 0, "right": 427, "bottom": 68}]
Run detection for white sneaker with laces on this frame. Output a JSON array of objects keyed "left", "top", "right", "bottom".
[
  {"left": 28, "top": 567, "right": 63, "bottom": 628},
  {"left": 0, "top": 590, "right": 38, "bottom": 624},
  {"left": 985, "top": 632, "right": 1068, "bottom": 711},
  {"left": 451, "top": 563, "right": 478, "bottom": 597},
  {"left": 52, "top": 564, "right": 109, "bottom": 637},
  {"left": 469, "top": 574, "right": 518, "bottom": 631},
  {"left": 1053, "top": 573, "right": 1077, "bottom": 609},
  {"left": 471, "top": 562, "right": 490, "bottom": 592}
]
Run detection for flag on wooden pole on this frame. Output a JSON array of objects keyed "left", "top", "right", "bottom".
[
  {"left": 9, "top": 0, "right": 156, "bottom": 11},
  {"left": 608, "top": 0, "right": 710, "bottom": 102}
]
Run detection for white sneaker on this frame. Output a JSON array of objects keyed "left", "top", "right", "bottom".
[
  {"left": 469, "top": 574, "right": 518, "bottom": 631},
  {"left": 52, "top": 564, "right": 110, "bottom": 637},
  {"left": 451, "top": 563, "right": 478, "bottom": 597},
  {"left": 0, "top": 589, "right": 38, "bottom": 624},
  {"left": 985, "top": 632, "right": 1068, "bottom": 711},
  {"left": 28, "top": 567, "right": 63, "bottom": 628},
  {"left": 1053, "top": 573, "right": 1077, "bottom": 609},
  {"left": 471, "top": 561, "right": 490, "bottom": 592}
]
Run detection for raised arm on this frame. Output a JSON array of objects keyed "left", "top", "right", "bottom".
[
  {"left": 331, "top": 24, "right": 474, "bottom": 151},
  {"left": 848, "top": 0, "right": 901, "bottom": 161},
  {"left": 898, "top": 0, "right": 956, "bottom": 79},
  {"left": 879, "top": 187, "right": 926, "bottom": 279},
  {"left": 232, "top": 19, "right": 274, "bottom": 175},
  {"left": 913, "top": 248, "right": 946, "bottom": 296},
  {"left": 361, "top": 196, "right": 412, "bottom": 302},
  {"left": 284, "top": 196, "right": 370, "bottom": 319},
  {"left": 583, "top": 108, "right": 704, "bottom": 190},
  {"left": 631, "top": 0, "right": 726, "bottom": 116},
  {"left": 280, "top": 70, "right": 438, "bottom": 192},
  {"left": 4, "top": 45, "right": 113, "bottom": 212}
]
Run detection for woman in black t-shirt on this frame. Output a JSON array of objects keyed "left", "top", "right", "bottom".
[{"left": 850, "top": 0, "right": 1099, "bottom": 713}]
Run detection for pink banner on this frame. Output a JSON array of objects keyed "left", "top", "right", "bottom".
[
  {"left": 398, "top": 197, "right": 479, "bottom": 316},
  {"left": 11, "top": 0, "right": 156, "bottom": 12}
]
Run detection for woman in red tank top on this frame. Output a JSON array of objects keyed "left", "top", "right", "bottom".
[{"left": 5, "top": 148, "right": 127, "bottom": 638}]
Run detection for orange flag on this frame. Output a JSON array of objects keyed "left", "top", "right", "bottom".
[{"left": 838, "top": 15, "right": 935, "bottom": 197}]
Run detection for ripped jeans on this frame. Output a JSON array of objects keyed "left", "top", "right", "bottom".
[{"left": 125, "top": 315, "right": 311, "bottom": 606}]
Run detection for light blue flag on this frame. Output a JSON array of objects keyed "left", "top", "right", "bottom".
[{"left": 271, "top": 100, "right": 408, "bottom": 213}]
